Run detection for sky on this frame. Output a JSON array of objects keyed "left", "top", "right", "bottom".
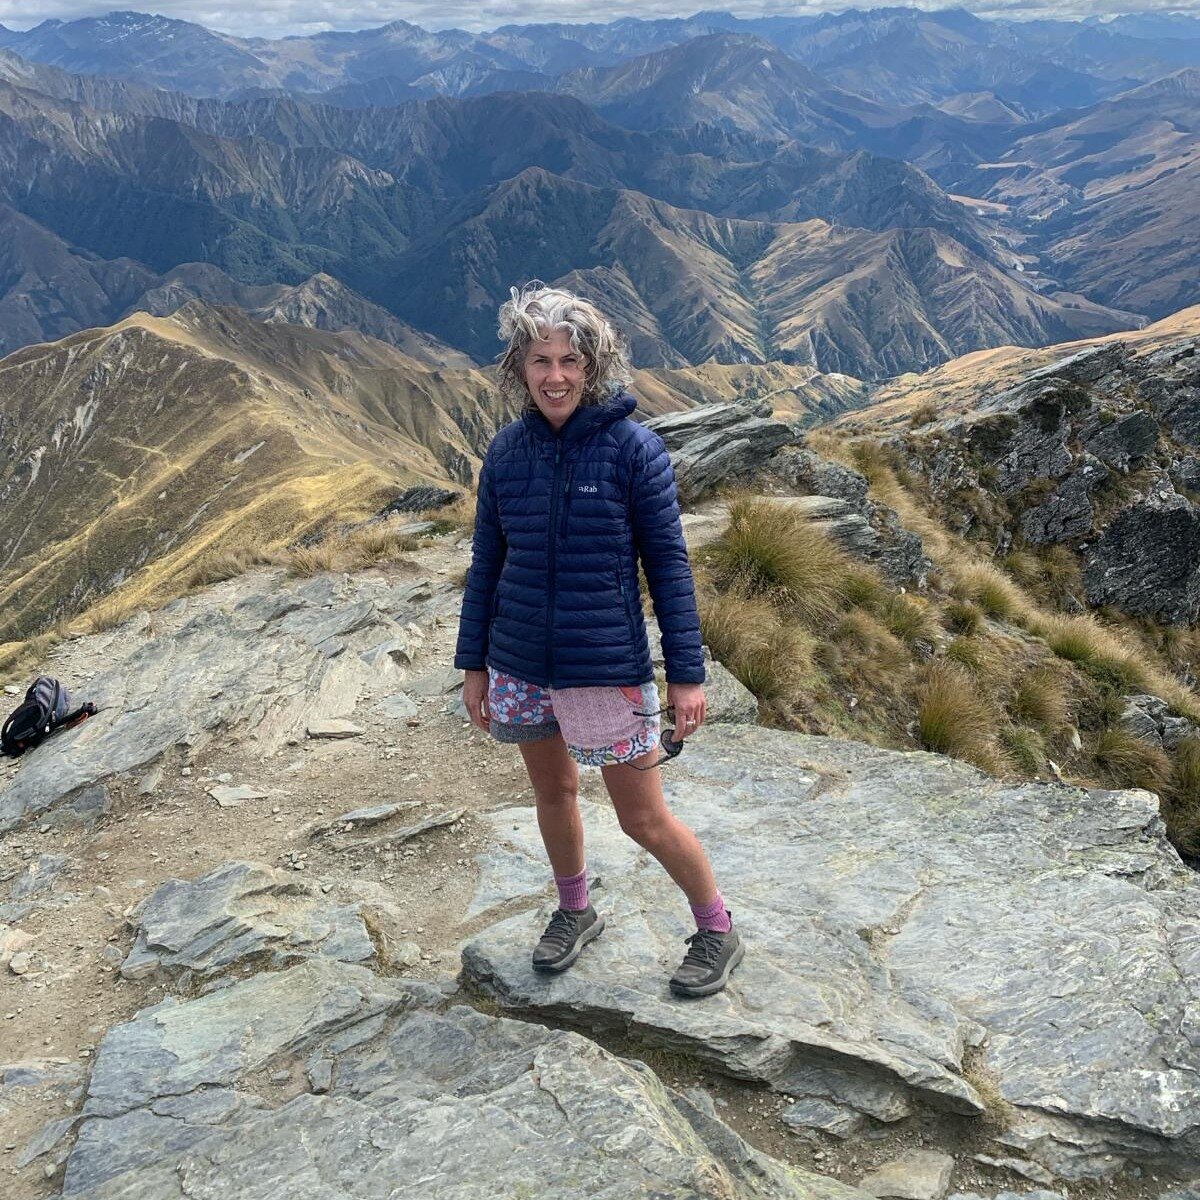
[{"left": 0, "top": 1, "right": 1196, "bottom": 39}]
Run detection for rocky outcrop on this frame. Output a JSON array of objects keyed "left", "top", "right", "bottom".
[
  {"left": 60, "top": 957, "right": 861, "bottom": 1199},
  {"left": 897, "top": 334, "right": 1200, "bottom": 620},
  {"left": 1082, "top": 488, "right": 1200, "bottom": 623},
  {"left": 773, "top": 447, "right": 931, "bottom": 585},
  {"left": 1121, "top": 695, "right": 1199, "bottom": 751},
  {"left": 462, "top": 724, "right": 1200, "bottom": 1180},
  {"left": 119, "top": 861, "right": 375, "bottom": 982},
  {"left": 0, "top": 569, "right": 462, "bottom": 833},
  {"left": 645, "top": 399, "right": 802, "bottom": 503}
]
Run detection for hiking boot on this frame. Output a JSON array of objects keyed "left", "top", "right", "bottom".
[
  {"left": 532, "top": 905, "right": 605, "bottom": 973},
  {"left": 669, "top": 920, "right": 744, "bottom": 998}
]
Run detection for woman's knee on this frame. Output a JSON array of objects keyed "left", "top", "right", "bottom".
[{"left": 616, "top": 805, "right": 672, "bottom": 848}]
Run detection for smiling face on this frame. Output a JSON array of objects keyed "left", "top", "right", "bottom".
[{"left": 523, "top": 328, "right": 589, "bottom": 431}]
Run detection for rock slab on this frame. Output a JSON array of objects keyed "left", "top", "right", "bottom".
[
  {"left": 462, "top": 724, "right": 1200, "bottom": 1179},
  {"left": 63, "top": 958, "right": 868, "bottom": 1200},
  {"left": 120, "top": 861, "right": 373, "bottom": 980}
]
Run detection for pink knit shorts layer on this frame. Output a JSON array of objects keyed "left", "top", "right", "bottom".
[{"left": 486, "top": 667, "right": 661, "bottom": 766}]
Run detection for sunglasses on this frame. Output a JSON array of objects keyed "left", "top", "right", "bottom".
[{"left": 629, "top": 705, "right": 685, "bottom": 771}]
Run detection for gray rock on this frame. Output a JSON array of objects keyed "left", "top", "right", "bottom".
[
  {"left": 120, "top": 862, "right": 373, "bottom": 980},
  {"left": 1018, "top": 470, "right": 1098, "bottom": 545},
  {"left": 332, "top": 808, "right": 464, "bottom": 854},
  {"left": 859, "top": 1150, "right": 956, "bottom": 1200},
  {"left": 63, "top": 959, "right": 864, "bottom": 1200},
  {"left": 646, "top": 400, "right": 802, "bottom": 504},
  {"left": 461, "top": 725, "right": 1200, "bottom": 1176},
  {"left": 1173, "top": 456, "right": 1200, "bottom": 494},
  {"left": 0, "top": 571, "right": 458, "bottom": 832},
  {"left": 9, "top": 853, "right": 71, "bottom": 900},
  {"left": 775, "top": 448, "right": 871, "bottom": 509},
  {"left": 1084, "top": 411, "right": 1158, "bottom": 472},
  {"left": 702, "top": 658, "right": 760, "bottom": 725},
  {"left": 375, "top": 485, "right": 459, "bottom": 517},
  {"left": 207, "top": 784, "right": 269, "bottom": 807},
  {"left": 312, "top": 802, "right": 420, "bottom": 837},
  {"left": 783, "top": 1097, "right": 865, "bottom": 1139},
  {"left": 973, "top": 1154, "right": 1057, "bottom": 1185},
  {"left": 374, "top": 692, "right": 418, "bottom": 719},
  {"left": 407, "top": 664, "right": 464, "bottom": 696},
  {"left": 305, "top": 718, "right": 363, "bottom": 739},
  {"left": 1083, "top": 490, "right": 1200, "bottom": 623}
]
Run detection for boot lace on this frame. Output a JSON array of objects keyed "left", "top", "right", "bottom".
[
  {"left": 680, "top": 928, "right": 726, "bottom": 970},
  {"left": 539, "top": 908, "right": 581, "bottom": 951}
]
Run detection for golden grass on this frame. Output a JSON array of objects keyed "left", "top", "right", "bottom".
[
  {"left": 286, "top": 544, "right": 343, "bottom": 578},
  {"left": 833, "top": 608, "right": 910, "bottom": 671},
  {"left": 950, "top": 562, "right": 1032, "bottom": 624},
  {"left": 1164, "top": 738, "right": 1200, "bottom": 855},
  {"left": 944, "top": 600, "right": 983, "bottom": 636},
  {"left": 184, "top": 545, "right": 285, "bottom": 590},
  {"left": 705, "top": 496, "right": 850, "bottom": 627},
  {"left": 1093, "top": 727, "right": 1172, "bottom": 794},
  {"left": 916, "top": 661, "right": 1005, "bottom": 771},
  {"left": 1009, "top": 665, "right": 1072, "bottom": 733},
  {"left": 999, "top": 725, "right": 1047, "bottom": 774},
  {"left": 876, "top": 593, "right": 940, "bottom": 647},
  {"left": 1034, "top": 613, "right": 1155, "bottom": 695},
  {"left": 415, "top": 491, "right": 476, "bottom": 536},
  {"left": 738, "top": 624, "right": 818, "bottom": 706}
]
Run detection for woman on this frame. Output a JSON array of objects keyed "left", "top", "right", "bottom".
[{"left": 454, "top": 282, "right": 744, "bottom": 998}]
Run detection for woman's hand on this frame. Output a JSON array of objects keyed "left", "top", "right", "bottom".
[
  {"left": 463, "top": 669, "right": 490, "bottom": 732},
  {"left": 667, "top": 682, "right": 706, "bottom": 740}
]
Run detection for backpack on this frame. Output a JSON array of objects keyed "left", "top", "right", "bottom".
[{"left": 1, "top": 676, "right": 96, "bottom": 758}]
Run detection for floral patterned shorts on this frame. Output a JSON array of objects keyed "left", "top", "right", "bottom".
[{"left": 486, "top": 667, "right": 661, "bottom": 766}]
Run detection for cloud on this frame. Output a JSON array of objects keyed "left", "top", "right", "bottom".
[{"left": 0, "top": 0, "right": 1196, "bottom": 39}]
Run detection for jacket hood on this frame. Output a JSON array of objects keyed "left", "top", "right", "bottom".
[{"left": 522, "top": 389, "right": 637, "bottom": 443}]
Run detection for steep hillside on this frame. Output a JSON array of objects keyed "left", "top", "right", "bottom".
[
  {"left": 382, "top": 168, "right": 1135, "bottom": 378},
  {"left": 0, "top": 303, "right": 515, "bottom": 639}
]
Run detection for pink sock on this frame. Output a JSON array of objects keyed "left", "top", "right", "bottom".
[
  {"left": 691, "top": 892, "right": 732, "bottom": 933},
  {"left": 555, "top": 868, "right": 589, "bottom": 912}
]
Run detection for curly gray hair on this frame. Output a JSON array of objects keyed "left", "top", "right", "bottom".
[{"left": 497, "top": 281, "right": 632, "bottom": 408}]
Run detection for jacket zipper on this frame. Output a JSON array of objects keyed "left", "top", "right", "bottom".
[
  {"left": 545, "top": 440, "right": 563, "bottom": 685},
  {"left": 559, "top": 463, "right": 575, "bottom": 541}
]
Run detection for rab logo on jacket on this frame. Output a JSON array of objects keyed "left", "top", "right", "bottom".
[{"left": 578, "top": 484, "right": 598, "bottom": 493}]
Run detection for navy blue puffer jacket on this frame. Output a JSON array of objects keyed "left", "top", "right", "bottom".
[{"left": 454, "top": 389, "right": 705, "bottom": 688}]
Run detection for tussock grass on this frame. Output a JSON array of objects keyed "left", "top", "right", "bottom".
[
  {"left": 341, "top": 525, "right": 421, "bottom": 565},
  {"left": 185, "top": 545, "right": 283, "bottom": 590},
  {"left": 834, "top": 608, "right": 910, "bottom": 672},
  {"left": 1008, "top": 667, "right": 1075, "bottom": 729},
  {"left": 738, "top": 624, "right": 817, "bottom": 706},
  {"left": 908, "top": 403, "right": 938, "bottom": 429},
  {"left": 415, "top": 491, "right": 475, "bottom": 536},
  {"left": 847, "top": 439, "right": 896, "bottom": 485},
  {"left": 286, "top": 544, "right": 343, "bottom": 578},
  {"left": 706, "top": 496, "right": 850, "bottom": 627},
  {"left": 1010, "top": 666, "right": 1072, "bottom": 733},
  {"left": 916, "top": 662, "right": 1004, "bottom": 771},
  {"left": 842, "top": 565, "right": 890, "bottom": 610},
  {"left": 1000, "top": 725, "right": 1047, "bottom": 774},
  {"left": 1164, "top": 739, "right": 1200, "bottom": 855},
  {"left": 876, "top": 592, "right": 939, "bottom": 647},
  {"left": 944, "top": 600, "right": 982, "bottom": 636},
  {"left": 950, "top": 563, "right": 1031, "bottom": 624},
  {"left": 1093, "top": 727, "right": 1172, "bottom": 794},
  {"left": 82, "top": 591, "right": 146, "bottom": 634},
  {"left": 1036, "top": 614, "right": 1154, "bottom": 695},
  {"left": 0, "top": 631, "right": 64, "bottom": 683}
]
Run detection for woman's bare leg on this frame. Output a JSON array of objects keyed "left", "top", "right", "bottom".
[
  {"left": 518, "top": 734, "right": 585, "bottom": 878},
  {"left": 600, "top": 751, "right": 719, "bottom": 906}
]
